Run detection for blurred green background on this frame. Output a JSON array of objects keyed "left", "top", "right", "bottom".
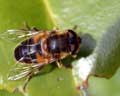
[{"left": 0, "top": 0, "right": 120, "bottom": 96}]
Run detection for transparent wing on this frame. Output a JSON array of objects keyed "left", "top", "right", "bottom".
[
  {"left": 8, "top": 62, "right": 43, "bottom": 80},
  {"left": 0, "top": 29, "right": 39, "bottom": 42}
]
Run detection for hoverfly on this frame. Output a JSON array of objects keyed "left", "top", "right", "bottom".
[{"left": 2, "top": 24, "right": 81, "bottom": 91}]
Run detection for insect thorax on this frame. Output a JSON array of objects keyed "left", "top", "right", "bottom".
[{"left": 46, "top": 33, "right": 70, "bottom": 54}]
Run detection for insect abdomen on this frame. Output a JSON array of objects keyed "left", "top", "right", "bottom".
[{"left": 14, "top": 38, "right": 42, "bottom": 63}]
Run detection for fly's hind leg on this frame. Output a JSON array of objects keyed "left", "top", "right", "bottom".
[
  {"left": 22, "top": 72, "right": 33, "bottom": 92},
  {"left": 13, "top": 73, "right": 33, "bottom": 93},
  {"left": 22, "top": 65, "right": 44, "bottom": 91},
  {"left": 14, "top": 65, "right": 44, "bottom": 93}
]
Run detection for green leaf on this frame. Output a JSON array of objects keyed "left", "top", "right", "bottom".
[
  {"left": 88, "top": 19, "right": 120, "bottom": 96},
  {"left": 0, "top": 90, "right": 23, "bottom": 96},
  {"left": 49, "top": 0, "right": 120, "bottom": 39},
  {"left": 93, "top": 20, "right": 120, "bottom": 78}
]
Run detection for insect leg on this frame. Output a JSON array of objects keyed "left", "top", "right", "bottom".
[
  {"left": 23, "top": 22, "right": 40, "bottom": 32},
  {"left": 71, "top": 54, "right": 77, "bottom": 58},
  {"left": 53, "top": 27, "right": 59, "bottom": 31},
  {"left": 31, "top": 27, "right": 39, "bottom": 31},
  {"left": 52, "top": 53, "right": 63, "bottom": 68},
  {"left": 72, "top": 25, "right": 78, "bottom": 30},
  {"left": 23, "top": 21, "right": 31, "bottom": 31},
  {"left": 10, "top": 22, "right": 39, "bottom": 39},
  {"left": 22, "top": 72, "right": 33, "bottom": 91},
  {"left": 22, "top": 65, "right": 44, "bottom": 91},
  {"left": 56, "top": 60, "right": 63, "bottom": 68}
]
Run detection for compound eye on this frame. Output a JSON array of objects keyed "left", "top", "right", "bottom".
[{"left": 67, "top": 30, "right": 80, "bottom": 55}]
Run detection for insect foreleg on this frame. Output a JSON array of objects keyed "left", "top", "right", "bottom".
[{"left": 72, "top": 25, "right": 78, "bottom": 30}]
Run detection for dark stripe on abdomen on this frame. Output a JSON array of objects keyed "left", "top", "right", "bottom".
[{"left": 14, "top": 38, "right": 43, "bottom": 64}]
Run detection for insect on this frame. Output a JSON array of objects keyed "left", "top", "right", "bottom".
[{"left": 6, "top": 24, "right": 81, "bottom": 91}]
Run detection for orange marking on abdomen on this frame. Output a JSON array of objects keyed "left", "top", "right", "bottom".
[
  {"left": 36, "top": 52, "right": 51, "bottom": 64},
  {"left": 36, "top": 52, "right": 46, "bottom": 64},
  {"left": 33, "top": 31, "right": 48, "bottom": 43},
  {"left": 36, "top": 52, "right": 54, "bottom": 65}
]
